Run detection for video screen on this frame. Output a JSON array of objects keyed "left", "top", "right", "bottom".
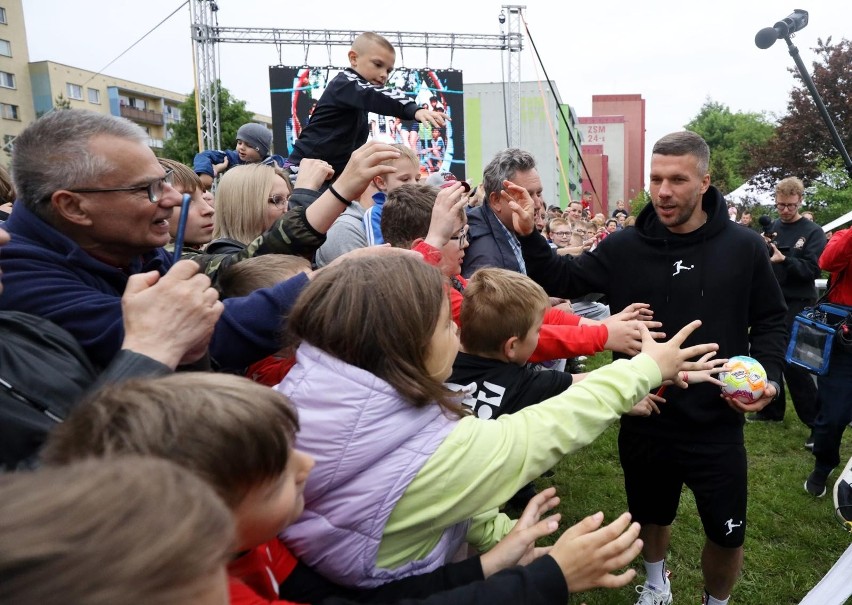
[{"left": 270, "top": 66, "right": 465, "bottom": 180}]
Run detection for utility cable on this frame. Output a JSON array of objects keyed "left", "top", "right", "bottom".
[
  {"left": 82, "top": 1, "right": 189, "bottom": 88},
  {"left": 521, "top": 13, "right": 602, "bottom": 212}
]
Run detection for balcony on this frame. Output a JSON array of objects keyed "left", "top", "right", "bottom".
[{"left": 120, "top": 105, "right": 163, "bottom": 125}]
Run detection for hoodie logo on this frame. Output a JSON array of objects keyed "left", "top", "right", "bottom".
[
  {"left": 794, "top": 237, "right": 806, "bottom": 250},
  {"left": 673, "top": 260, "right": 694, "bottom": 276}
]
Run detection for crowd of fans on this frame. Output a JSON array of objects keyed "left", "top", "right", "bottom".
[{"left": 0, "top": 30, "right": 850, "bottom": 605}]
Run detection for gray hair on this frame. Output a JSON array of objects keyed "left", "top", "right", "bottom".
[
  {"left": 481, "top": 148, "right": 537, "bottom": 205},
  {"left": 652, "top": 131, "right": 710, "bottom": 176},
  {"left": 11, "top": 109, "right": 148, "bottom": 221}
]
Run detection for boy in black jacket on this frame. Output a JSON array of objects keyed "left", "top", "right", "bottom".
[
  {"left": 286, "top": 32, "right": 446, "bottom": 178},
  {"left": 447, "top": 268, "right": 578, "bottom": 419}
]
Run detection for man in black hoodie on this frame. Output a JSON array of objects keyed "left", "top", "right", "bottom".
[{"left": 509, "top": 132, "right": 787, "bottom": 605}]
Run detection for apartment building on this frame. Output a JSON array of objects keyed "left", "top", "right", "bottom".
[
  {"left": 0, "top": 1, "right": 36, "bottom": 163},
  {"left": 1, "top": 0, "right": 272, "bottom": 167},
  {"left": 29, "top": 60, "right": 187, "bottom": 150}
]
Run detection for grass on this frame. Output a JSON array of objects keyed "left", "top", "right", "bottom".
[{"left": 531, "top": 352, "right": 852, "bottom": 604}]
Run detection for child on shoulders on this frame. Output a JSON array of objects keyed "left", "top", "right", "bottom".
[{"left": 286, "top": 32, "right": 446, "bottom": 178}]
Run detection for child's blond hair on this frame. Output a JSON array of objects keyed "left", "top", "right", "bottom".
[
  {"left": 460, "top": 268, "right": 549, "bottom": 358},
  {"left": 218, "top": 254, "right": 312, "bottom": 299},
  {"left": 158, "top": 157, "right": 203, "bottom": 194},
  {"left": 352, "top": 31, "right": 395, "bottom": 55}
]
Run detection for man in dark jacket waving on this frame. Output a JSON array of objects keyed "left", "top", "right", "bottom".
[{"left": 507, "top": 131, "right": 787, "bottom": 605}]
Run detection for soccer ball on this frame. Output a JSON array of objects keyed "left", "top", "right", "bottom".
[{"left": 719, "top": 355, "right": 767, "bottom": 404}]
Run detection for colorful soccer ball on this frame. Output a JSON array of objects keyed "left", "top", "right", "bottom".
[{"left": 719, "top": 355, "right": 767, "bottom": 404}]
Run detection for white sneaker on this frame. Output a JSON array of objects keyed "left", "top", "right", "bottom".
[{"left": 635, "top": 576, "right": 673, "bottom": 605}]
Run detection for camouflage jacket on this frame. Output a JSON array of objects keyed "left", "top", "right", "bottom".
[{"left": 174, "top": 190, "right": 323, "bottom": 284}]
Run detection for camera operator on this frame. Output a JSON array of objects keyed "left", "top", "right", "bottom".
[{"left": 751, "top": 177, "right": 827, "bottom": 445}]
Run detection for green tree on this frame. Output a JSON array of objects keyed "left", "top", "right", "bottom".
[
  {"left": 685, "top": 99, "right": 775, "bottom": 195},
  {"left": 805, "top": 157, "right": 852, "bottom": 225},
  {"left": 162, "top": 82, "right": 255, "bottom": 165},
  {"left": 747, "top": 38, "right": 852, "bottom": 194}
]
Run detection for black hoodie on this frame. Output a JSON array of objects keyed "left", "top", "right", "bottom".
[{"left": 518, "top": 186, "right": 788, "bottom": 443}]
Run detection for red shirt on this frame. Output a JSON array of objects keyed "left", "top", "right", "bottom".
[
  {"left": 228, "top": 539, "right": 305, "bottom": 605},
  {"left": 821, "top": 227, "right": 852, "bottom": 307},
  {"left": 246, "top": 355, "right": 297, "bottom": 387},
  {"left": 413, "top": 241, "right": 607, "bottom": 361}
]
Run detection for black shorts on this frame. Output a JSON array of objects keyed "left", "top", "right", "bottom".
[{"left": 618, "top": 429, "right": 748, "bottom": 548}]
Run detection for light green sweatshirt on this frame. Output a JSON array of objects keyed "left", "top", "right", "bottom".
[{"left": 376, "top": 353, "right": 662, "bottom": 568}]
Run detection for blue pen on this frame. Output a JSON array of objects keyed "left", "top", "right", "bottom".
[{"left": 172, "top": 193, "right": 191, "bottom": 263}]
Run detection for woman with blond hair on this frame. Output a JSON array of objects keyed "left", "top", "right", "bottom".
[{"left": 207, "top": 163, "right": 292, "bottom": 255}]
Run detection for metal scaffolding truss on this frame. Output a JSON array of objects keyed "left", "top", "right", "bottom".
[
  {"left": 212, "top": 28, "right": 517, "bottom": 50},
  {"left": 189, "top": 0, "right": 525, "bottom": 151}
]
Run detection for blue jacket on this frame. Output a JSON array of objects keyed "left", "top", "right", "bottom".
[
  {"left": 362, "top": 191, "right": 386, "bottom": 246},
  {"left": 461, "top": 203, "right": 522, "bottom": 278},
  {"left": 192, "top": 148, "right": 286, "bottom": 178},
  {"left": 0, "top": 204, "right": 308, "bottom": 370}
]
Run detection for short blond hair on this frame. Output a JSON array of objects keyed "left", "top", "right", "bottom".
[
  {"left": 0, "top": 456, "right": 233, "bottom": 605},
  {"left": 352, "top": 31, "right": 395, "bottom": 54},
  {"left": 461, "top": 268, "right": 549, "bottom": 356},
  {"left": 159, "top": 157, "right": 202, "bottom": 194},
  {"left": 218, "top": 254, "right": 312, "bottom": 299},
  {"left": 775, "top": 176, "right": 804, "bottom": 199}
]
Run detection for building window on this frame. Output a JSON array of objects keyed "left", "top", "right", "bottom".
[
  {"left": 0, "top": 8, "right": 7, "bottom": 24},
  {"left": 66, "top": 83, "right": 83, "bottom": 100},
  {"left": 3, "top": 134, "right": 13, "bottom": 156},
  {"left": 164, "top": 105, "right": 181, "bottom": 121},
  {"left": 0, "top": 71, "right": 14, "bottom": 89},
  {"left": 0, "top": 39, "right": 10, "bottom": 57},
  {"left": 88, "top": 88, "right": 100, "bottom": 104},
  {"left": 0, "top": 103, "right": 19, "bottom": 120}
]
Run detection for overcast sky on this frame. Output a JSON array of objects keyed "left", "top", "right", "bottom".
[{"left": 22, "top": 0, "right": 852, "bottom": 181}]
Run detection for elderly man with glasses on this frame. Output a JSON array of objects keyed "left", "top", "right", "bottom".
[
  {"left": 750, "top": 177, "right": 827, "bottom": 442},
  {"left": 0, "top": 109, "right": 400, "bottom": 371}
]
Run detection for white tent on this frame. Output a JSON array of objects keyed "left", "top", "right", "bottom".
[{"left": 724, "top": 182, "right": 775, "bottom": 207}]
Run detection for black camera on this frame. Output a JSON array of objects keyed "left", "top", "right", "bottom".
[{"left": 758, "top": 215, "right": 776, "bottom": 241}]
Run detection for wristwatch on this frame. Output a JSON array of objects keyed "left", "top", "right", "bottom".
[{"left": 768, "top": 380, "right": 781, "bottom": 401}]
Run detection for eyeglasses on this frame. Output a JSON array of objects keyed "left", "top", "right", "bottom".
[
  {"left": 775, "top": 203, "right": 799, "bottom": 210},
  {"left": 68, "top": 169, "right": 175, "bottom": 204},
  {"left": 267, "top": 194, "right": 288, "bottom": 209},
  {"left": 552, "top": 231, "right": 572, "bottom": 237},
  {"left": 449, "top": 226, "right": 469, "bottom": 249},
  {"left": 573, "top": 229, "right": 587, "bottom": 235}
]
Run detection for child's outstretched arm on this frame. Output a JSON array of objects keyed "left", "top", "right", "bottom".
[
  {"left": 305, "top": 141, "right": 400, "bottom": 234},
  {"left": 415, "top": 108, "right": 449, "bottom": 129},
  {"left": 479, "top": 487, "right": 561, "bottom": 578},
  {"left": 547, "top": 510, "right": 642, "bottom": 594},
  {"left": 636, "top": 320, "right": 719, "bottom": 387}
]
